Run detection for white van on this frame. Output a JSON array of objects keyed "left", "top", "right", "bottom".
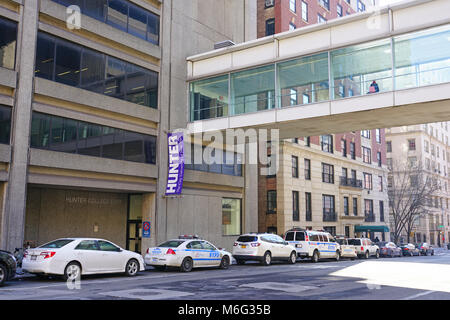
[{"left": 284, "top": 228, "right": 341, "bottom": 262}]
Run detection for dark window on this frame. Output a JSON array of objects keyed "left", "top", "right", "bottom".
[
  {"left": 353, "top": 198, "right": 358, "bottom": 216},
  {"left": 365, "top": 199, "right": 374, "bottom": 222},
  {"left": 34, "top": 33, "right": 55, "bottom": 80},
  {"left": 323, "top": 195, "right": 336, "bottom": 221},
  {"left": 304, "top": 158, "right": 311, "bottom": 180},
  {"left": 376, "top": 129, "right": 381, "bottom": 143},
  {"left": 292, "top": 156, "right": 299, "bottom": 178},
  {"left": 337, "top": 4, "right": 343, "bottom": 16},
  {"left": 107, "top": 0, "right": 128, "bottom": 32},
  {"left": 321, "top": 135, "right": 333, "bottom": 153},
  {"left": 35, "top": 32, "right": 158, "bottom": 109},
  {"left": 84, "top": 0, "right": 107, "bottom": 21},
  {"left": 377, "top": 151, "right": 382, "bottom": 167},
  {"left": 305, "top": 192, "right": 312, "bottom": 221},
  {"left": 55, "top": 40, "right": 81, "bottom": 87},
  {"left": 267, "top": 190, "right": 277, "bottom": 214},
  {"left": 344, "top": 197, "right": 349, "bottom": 216},
  {"left": 295, "top": 232, "right": 305, "bottom": 241},
  {"left": 293, "top": 191, "right": 299, "bottom": 221},
  {"left": 0, "top": 105, "right": 12, "bottom": 145},
  {"left": 322, "top": 163, "right": 334, "bottom": 184},
  {"left": 0, "top": 16, "right": 17, "bottom": 69},
  {"left": 305, "top": 136, "right": 311, "bottom": 147},
  {"left": 350, "top": 142, "right": 356, "bottom": 159},
  {"left": 30, "top": 112, "right": 156, "bottom": 164},
  {"left": 265, "top": 19, "right": 275, "bottom": 36},
  {"left": 341, "top": 139, "right": 347, "bottom": 157},
  {"left": 380, "top": 201, "right": 385, "bottom": 222},
  {"left": 319, "top": 0, "right": 330, "bottom": 11},
  {"left": 364, "top": 173, "right": 373, "bottom": 190},
  {"left": 129, "top": 4, "right": 148, "bottom": 39},
  {"left": 408, "top": 139, "right": 416, "bottom": 151},
  {"left": 386, "top": 141, "right": 392, "bottom": 152}
]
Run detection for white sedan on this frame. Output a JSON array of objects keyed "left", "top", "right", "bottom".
[
  {"left": 144, "top": 236, "right": 232, "bottom": 272},
  {"left": 22, "top": 238, "right": 145, "bottom": 281}
]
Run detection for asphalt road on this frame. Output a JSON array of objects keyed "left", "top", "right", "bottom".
[{"left": 1, "top": 250, "right": 450, "bottom": 300}]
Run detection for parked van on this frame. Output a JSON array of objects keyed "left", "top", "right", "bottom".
[{"left": 284, "top": 228, "right": 341, "bottom": 262}]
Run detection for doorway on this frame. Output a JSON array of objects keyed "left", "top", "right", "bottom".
[{"left": 126, "top": 194, "right": 143, "bottom": 253}]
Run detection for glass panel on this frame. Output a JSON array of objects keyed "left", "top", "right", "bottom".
[
  {"left": 0, "top": 105, "right": 11, "bottom": 145},
  {"left": 123, "top": 131, "right": 144, "bottom": 163},
  {"left": 129, "top": 194, "right": 142, "bottom": 220},
  {"left": 190, "top": 75, "right": 229, "bottom": 121},
  {"left": 84, "top": 0, "right": 107, "bottom": 22},
  {"left": 0, "top": 17, "right": 17, "bottom": 69},
  {"left": 395, "top": 24, "right": 450, "bottom": 90},
  {"left": 77, "top": 122, "right": 101, "bottom": 157},
  {"left": 278, "top": 52, "right": 329, "bottom": 107},
  {"left": 80, "top": 48, "right": 105, "bottom": 94},
  {"left": 147, "top": 12, "right": 160, "bottom": 45},
  {"left": 107, "top": 0, "right": 128, "bottom": 32},
  {"left": 98, "top": 240, "right": 119, "bottom": 251},
  {"left": 231, "top": 65, "right": 275, "bottom": 115},
  {"left": 30, "top": 113, "right": 50, "bottom": 148},
  {"left": 55, "top": 40, "right": 81, "bottom": 86},
  {"left": 331, "top": 39, "right": 392, "bottom": 98},
  {"left": 101, "top": 127, "right": 123, "bottom": 160},
  {"left": 143, "top": 136, "right": 157, "bottom": 164},
  {"left": 125, "top": 65, "right": 158, "bottom": 108},
  {"left": 105, "top": 56, "right": 126, "bottom": 100},
  {"left": 222, "top": 198, "right": 241, "bottom": 236},
  {"left": 128, "top": 4, "right": 147, "bottom": 40},
  {"left": 35, "top": 33, "right": 55, "bottom": 80}
]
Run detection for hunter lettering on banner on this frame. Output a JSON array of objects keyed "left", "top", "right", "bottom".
[{"left": 165, "top": 132, "right": 184, "bottom": 196}]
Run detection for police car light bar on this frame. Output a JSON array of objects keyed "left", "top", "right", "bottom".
[{"left": 178, "top": 234, "right": 201, "bottom": 240}]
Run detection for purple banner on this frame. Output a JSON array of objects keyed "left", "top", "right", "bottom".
[{"left": 165, "top": 132, "right": 184, "bottom": 196}]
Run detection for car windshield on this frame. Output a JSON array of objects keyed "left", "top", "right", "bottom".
[
  {"left": 336, "top": 239, "right": 346, "bottom": 245},
  {"left": 157, "top": 240, "right": 185, "bottom": 248},
  {"left": 38, "top": 239, "right": 74, "bottom": 249},
  {"left": 348, "top": 239, "right": 361, "bottom": 245},
  {"left": 237, "top": 236, "right": 258, "bottom": 243}
]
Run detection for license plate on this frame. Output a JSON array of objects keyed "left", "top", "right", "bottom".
[
  {"left": 152, "top": 257, "right": 158, "bottom": 262},
  {"left": 31, "top": 255, "right": 37, "bottom": 261},
  {"left": 241, "top": 245, "right": 247, "bottom": 248}
]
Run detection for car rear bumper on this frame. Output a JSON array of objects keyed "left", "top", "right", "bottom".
[
  {"left": 22, "top": 260, "right": 55, "bottom": 275},
  {"left": 233, "top": 255, "right": 264, "bottom": 262},
  {"left": 144, "top": 255, "right": 178, "bottom": 267}
]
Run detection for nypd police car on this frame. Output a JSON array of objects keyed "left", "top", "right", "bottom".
[
  {"left": 144, "top": 235, "right": 232, "bottom": 272},
  {"left": 284, "top": 228, "right": 341, "bottom": 262}
]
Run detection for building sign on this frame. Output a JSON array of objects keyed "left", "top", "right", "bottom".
[
  {"left": 165, "top": 132, "right": 184, "bottom": 196},
  {"left": 142, "top": 221, "right": 151, "bottom": 238}
]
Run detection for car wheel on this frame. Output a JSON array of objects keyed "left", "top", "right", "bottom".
[
  {"left": 375, "top": 250, "right": 380, "bottom": 259},
  {"left": 180, "top": 257, "right": 193, "bottom": 272},
  {"left": 288, "top": 251, "right": 297, "bottom": 264},
  {"left": 311, "top": 250, "right": 319, "bottom": 263},
  {"left": 0, "top": 264, "right": 6, "bottom": 286},
  {"left": 219, "top": 256, "right": 230, "bottom": 269},
  {"left": 64, "top": 262, "right": 81, "bottom": 282},
  {"left": 431, "top": 251, "right": 434, "bottom": 256},
  {"left": 125, "top": 259, "right": 139, "bottom": 277},
  {"left": 261, "top": 251, "right": 272, "bottom": 266},
  {"left": 335, "top": 251, "right": 341, "bottom": 262}
]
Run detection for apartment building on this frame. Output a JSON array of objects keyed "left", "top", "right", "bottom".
[
  {"left": 259, "top": 131, "right": 390, "bottom": 241},
  {"left": 258, "top": 0, "right": 376, "bottom": 38},
  {"left": 0, "top": 0, "right": 257, "bottom": 253},
  {"left": 386, "top": 122, "right": 450, "bottom": 246}
]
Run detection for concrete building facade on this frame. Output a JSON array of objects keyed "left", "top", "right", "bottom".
[
  {"left": 386, "top": 122, "right": 450, "bottom": 246},
  {"left": 0, "top": 0, "right": 258, "bottom": 253}
]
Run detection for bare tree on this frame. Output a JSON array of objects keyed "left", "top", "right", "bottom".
[{"left": 388, "top": 159, "right": 439, "bottom": 244}]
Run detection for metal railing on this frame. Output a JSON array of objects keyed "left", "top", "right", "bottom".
[
  {"left": 323, "top": 211, "right": 337, "bottom": 222},
  {"left": 340, "top": 177, "right": 363, "bottom": 188}
]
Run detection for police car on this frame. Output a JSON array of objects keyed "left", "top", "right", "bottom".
[
  {"left": 284, "top": 228, "right": 341, "bottom": 262},
  {"left": 144, "top": 235, "right": 232, "bottom": 272}
]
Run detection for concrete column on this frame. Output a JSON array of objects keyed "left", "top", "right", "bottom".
[
  {"left": 244, "top": 143, "right": 258, "bottom": 234},
  {"left": 141, "top": 193, "right": 156, "bottom": 254},
  {"left": 3, "top": 0, "right": 39, "bottom": 252},
  {"left": 0, "top": 182, "right": 7, "bottom": 249}
]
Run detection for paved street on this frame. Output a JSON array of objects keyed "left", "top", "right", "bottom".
[{"left": 1, "top": 249, "right": 450, "bottom": 300}]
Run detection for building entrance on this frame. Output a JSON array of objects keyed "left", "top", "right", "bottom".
[{"left": 126, "top": 195, "right": 143, "bottom": 253}]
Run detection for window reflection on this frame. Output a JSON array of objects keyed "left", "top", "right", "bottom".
[
  {"left": 30, "top": 112, "right": 156, "bottom": 164},
  {"left": 0, "top": 17, "right": 17, "bottom": 70},
  {"left": 0, "top": 105, "right": 12, "bottom": 145},
  {"left": 35, "top": 33, "right": 158, "bottom": 109}
]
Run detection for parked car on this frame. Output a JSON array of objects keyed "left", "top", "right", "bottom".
[
  {"left": 283, "top": 228, "right": 341, "bottom": 262},
  {"left": 378, "top": 241, "right": 402, "bottom": 257},
  {"left": 22, "top": 238, "right": 145, "bottom": 281},
  {"left": 145, "top": 235, "right": 232, "bottom": 272},
  {"left": 417, "top": 242, "right": 434, "bottom": 256},
  {"left": 335, "top": 237, "right": 357, "bottom": 260},
  {"left": 400, "top": 243, "right": 420, "bottom": 256},
  {"left": 0, "top": 250, "right": 17, "bottom": 286},
  {"left": 233, "top": 233, "right": 297, "bottom": 266},
  {"left": 348, "top": 238, "right": 380, "bottom": 259}
]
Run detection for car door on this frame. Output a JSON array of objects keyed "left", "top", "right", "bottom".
[
  {"left": 186, "top": 241, "right": 206, "bottom": 267},
  {"left": 274, "top": 235, "right": 291, "bottom": 257},
  {"left": 73, "top": 240, "right": 102, "bottom": 273},
  {"left": 97, "top": 240, "right": 125, "bottom": 272},
  {"left": 201, "top": 241, "right": 221, "bottom": 266}
]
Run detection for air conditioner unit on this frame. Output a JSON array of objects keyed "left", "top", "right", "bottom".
[{"left": 265, "top": 0, "right": 275, "bottom": 7}]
